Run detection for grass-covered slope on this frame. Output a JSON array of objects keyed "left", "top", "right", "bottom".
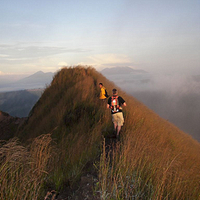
[
  {"left": 18, "top": 67, "right": 113, "bottom": 140},
  {"left": 1, "top": 66, "right": 200, "bottom": 199}
]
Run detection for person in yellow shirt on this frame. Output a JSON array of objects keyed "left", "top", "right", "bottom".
[{"left": 99, "top": 83, "right": 108, "bottom": 100}]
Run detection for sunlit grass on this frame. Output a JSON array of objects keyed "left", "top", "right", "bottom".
[
  {"left": 2, "top": 66, "right": 199, "bottom": 199},
  {"left": 0, "top": 134, "right": 52, "bottom": 200},
  {"left": 98, "top": 116, "right": 200, "bottom": 199}
]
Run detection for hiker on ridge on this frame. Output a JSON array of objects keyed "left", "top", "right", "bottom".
[
  {"left": 107, "top": 88, "right": 126, "bottom": 138},
  {"left": 99, "top": 83, "right": 108, "bottom": 101}
]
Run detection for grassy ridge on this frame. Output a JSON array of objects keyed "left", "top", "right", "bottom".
[
  {"left": 16, "top": 66, "right": 113, "bottom": 193},
  {"left": 98, "top": 84, "right": 200, "bottom": 199},
  {"left": 0, "top": 66, "right": 200, "bottom": 199}
]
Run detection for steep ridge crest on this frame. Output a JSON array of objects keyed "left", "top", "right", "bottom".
[{"left": 1, "top": 66, "right": 200, "bottom": 199}]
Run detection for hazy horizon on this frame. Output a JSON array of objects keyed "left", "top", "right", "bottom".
[
  {"left": 0, "top": 0, "right": 200, "bottom": 76},
  {"left": 0, "top": 67, "right": 199, "bottom": 142},
  {"left": 0, "top": 71, "right": 54, "bottom": 92}
]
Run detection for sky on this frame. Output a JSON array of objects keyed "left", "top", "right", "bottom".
[{"left": 0, "top": 0, "right": 200, "bottom": 76}]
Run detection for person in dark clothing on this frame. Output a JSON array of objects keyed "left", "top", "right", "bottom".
[{"left": 107, "top": 88, "right": 126, "bottom": 137}]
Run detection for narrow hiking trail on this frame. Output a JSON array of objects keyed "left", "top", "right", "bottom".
[
  {"left": 44, "top": 174, "right": 100, "bottom": 200},
  {"left": 44, "top": 133, "right": 120, "bottom": 200}
]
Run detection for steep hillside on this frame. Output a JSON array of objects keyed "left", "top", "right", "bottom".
[
  {"left": 17, "top": 66, "right": 114, "bottom": 140},
  {"left": 1, "top": 66, "right": 200, "bottom": 199},
  {"left": 0, "top": 111, "right": 25, "bottom": 140},
  {"left": 0, "top": 89, "right": 43, "bottom": 117}
]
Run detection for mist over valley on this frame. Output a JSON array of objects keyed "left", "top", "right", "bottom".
[
  {"left": 0, "top": 89, "right": 43, "bottom": 117},
  {"left": 102, "top": 67, "right": 200, "bottom": 142}
]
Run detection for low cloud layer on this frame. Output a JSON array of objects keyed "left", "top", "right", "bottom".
[
  {"left": 88, "top": 54, "right": 135, "bottom": 70},
  {"left": 103, "top": 72, "right": 200, "bottom": 142}
]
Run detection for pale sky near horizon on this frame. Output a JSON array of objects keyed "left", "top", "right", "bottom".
[{"left": 0, "top": 0, "right": 200, "bottom": 76}]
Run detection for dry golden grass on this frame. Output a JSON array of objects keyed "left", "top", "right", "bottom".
[
  {"left": 98, "top": 134, "right": 200, "bottom": 199},
  {"left": 4, "top": 66, "right": 199, "bottom": 199},
  {"left": 0, "top": 134, "right": 52, "bottom": 200},
  {"left": 98, "top": 88, "right": 200, "bottom": 199}
]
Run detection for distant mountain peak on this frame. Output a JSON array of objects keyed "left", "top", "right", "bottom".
[
  {"left": 27, "top": 71, "right": 49, "bottom": 78},
  {"left": 34, "top": 71, "right": 45, "bottom": 75},
  {"left": 18, "top": 71, "right": 54, "bottom": 83},
  {"left": 101, "top": 66, "right": 147, "bottom": 75}
]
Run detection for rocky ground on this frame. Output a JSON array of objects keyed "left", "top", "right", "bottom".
[{"left": 44, "top": 174, "right": 100, "bottom": 200}]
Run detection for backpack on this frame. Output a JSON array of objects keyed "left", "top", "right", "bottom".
[
  {"left": 105, "top": 89, "right": 109, "bottom": 98},
  {"left": 111, "top": 96, "right": 120, "bottom": 113}
]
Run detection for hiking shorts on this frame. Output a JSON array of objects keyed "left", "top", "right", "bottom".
[{"left": 112, "top": 112, "right": 124, "bottom": 126}]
